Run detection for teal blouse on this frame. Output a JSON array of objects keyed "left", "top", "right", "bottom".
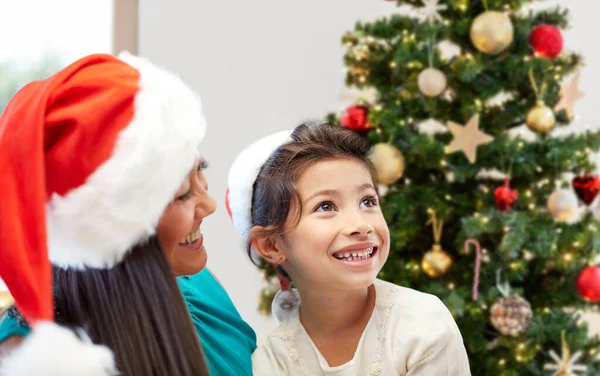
[{"left": 0, "top": 269, "right": 256, "bottom": 376}]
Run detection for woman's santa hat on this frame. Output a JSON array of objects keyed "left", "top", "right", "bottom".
[
  {"left": 0, "top": 52, "right": 206, "bottom": 375},
  {"left": 225, "top": 130, "right": 302, "bottom": 322}
]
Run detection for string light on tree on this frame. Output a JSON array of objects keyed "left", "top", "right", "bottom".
[
  {"left": 523, "top": 250, "right": 535, "bottom": 261},
  {"left": 350, "top": 43, "right": 370, "bottom": 61},
  {"left": 441, "top": 87, "right": 456, "bottom": 101},
  {"left": 515, "top": 342, "right": 539, "bottom": 364}
]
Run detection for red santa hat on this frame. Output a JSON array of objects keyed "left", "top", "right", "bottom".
[
  {"left": 0, "top": 52, "right": 206, "bottom": 375},
  {"left": 225, "top": 130, "right": 303, "bottom": 322}
]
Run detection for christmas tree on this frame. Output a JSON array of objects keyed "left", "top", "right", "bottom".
[{"left": 320, "top": 0, "right": 600, "bottom": 375}]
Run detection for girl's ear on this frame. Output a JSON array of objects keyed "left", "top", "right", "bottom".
[{"left": 249, "top": 226, "right": 286, "bottom": 264}]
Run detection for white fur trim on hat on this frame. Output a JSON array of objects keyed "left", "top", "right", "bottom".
[
  {"left": 271, "top": 288, "right": 300, "bottom": 323},
  {"left": 227, "top": 130, "right": 293, "bottom": 240},
  {"left": 46, "top": 52, "right": 207, "bottom": 269},
  {"left": 0, "top": 322, "right": 117, "bottom": 376}
]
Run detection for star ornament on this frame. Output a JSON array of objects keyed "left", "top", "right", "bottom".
[
  {"left": 554, "top": 71, "right": 584, "bottom": 119},
  {"left": 418, "top": 0, "right": 447, "bottom": 23},
  {"left": 445, "top": 114, "right": 494, "bottom": 164},
  {"left": 543, "top": 332, "right": 587, "bottom": 376}
]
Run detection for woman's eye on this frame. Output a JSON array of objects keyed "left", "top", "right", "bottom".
[
  {"left": 199, "top": 159, "right": 209, "bottom": 171},
  {"left": 315, "top": 201, "right": 335, "bottom": 212},
  {"left": 360, "top": 196, "right": 378, "bottom": 209}
]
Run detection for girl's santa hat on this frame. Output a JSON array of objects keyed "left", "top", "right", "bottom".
[
  {"left": 0, "top": 52, "right": 207, "bottom": 375},
  {"left": 225, "top": 130, "right": 301, "bottom": 322},
  {"left": 226, "top": 130, "right": 292, "bottom": 241}
]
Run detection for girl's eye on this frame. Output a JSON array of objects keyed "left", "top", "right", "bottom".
[
  {"left": 177, "top": 190, "right": 192, "bottom": 201},
  {"left": 360, "top": 196, "right": 378, "bottom": 209},
  {"left": 315, "top": 201, "right": 335, "bottom": 212}
]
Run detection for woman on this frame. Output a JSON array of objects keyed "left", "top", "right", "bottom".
[
  {"left": 1, "top": 271, "right": 256, "bottom": 376},
  {"left": 0, "top": 52, "right": 254, "bottom": 375}
]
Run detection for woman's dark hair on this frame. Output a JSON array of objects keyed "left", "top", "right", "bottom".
[
  {"left": 247, "top": 122, "right": 378, "bottom": 272},
  {"left": 53, "top": 236, "right": 209, "bottom": 376}
]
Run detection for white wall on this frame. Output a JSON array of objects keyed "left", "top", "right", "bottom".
[{"left": 139, "top": 0, "right": 600, "bottom": 342}]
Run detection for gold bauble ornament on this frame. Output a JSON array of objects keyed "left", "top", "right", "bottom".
[
  {"left": 470, "top": 11, "right": 514, "bottom": 55},
  {"left": 370, "top": 143, "right": 405, "bottom": 185},
  {"left": 526, "top": 101, "right": 556, "bottom": 133},
  {"left": 418, "top": 68, "right": 447, "bottom": 97},
  {"left": 421, "top": 244, "right": 452, "bottom": 278}
]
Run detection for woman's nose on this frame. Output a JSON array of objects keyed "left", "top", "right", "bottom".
[{"left": 196, "top": 179, "right": 216, "bottom": 217}]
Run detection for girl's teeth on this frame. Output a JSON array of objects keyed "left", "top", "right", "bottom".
[{"left": 334, "top": 247, "right": 375, "bottom": 260}]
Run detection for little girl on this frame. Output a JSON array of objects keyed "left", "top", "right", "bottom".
[{"left": 227, "top": 122, "right": 470, "bottom": 375}]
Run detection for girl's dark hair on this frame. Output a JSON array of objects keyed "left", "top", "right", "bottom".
[
  {"left": 53, "top": 236, "right": 209, "bottom": 376},
  {"left": 247, "top": 122, "right": 377, "bottom": 272}
]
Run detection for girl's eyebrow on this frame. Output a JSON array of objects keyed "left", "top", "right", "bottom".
[{"left": 305, "top": 183, "right": 375, "bottom": 202}]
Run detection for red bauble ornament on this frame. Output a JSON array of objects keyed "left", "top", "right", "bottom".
[
  {"left": 576, "top": 266, "right": 600, "bottom": 303},
  {"left": 340, "top": 105, "right": 371, "bottom": 132},
  {"left": 529, "top": 24, "right": 563, "bottom": 58},
  {"left": 494, "top": 179, "right": 518, "bottom": 212},
  {"left": 572, "top": 174, "right": 600, "bottom": 205},
  {"left": 225, "top": 188, "right": 232, "bottom": 218}
]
